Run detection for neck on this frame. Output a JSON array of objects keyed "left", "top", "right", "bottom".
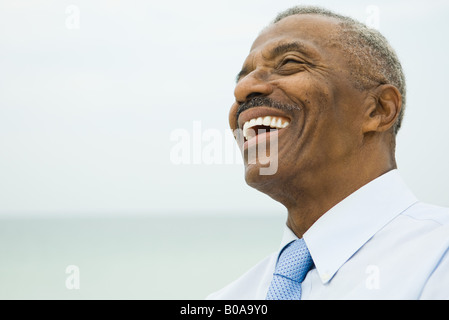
[{"left": 283, "top": 154, "right": 396, "bottom": 238}]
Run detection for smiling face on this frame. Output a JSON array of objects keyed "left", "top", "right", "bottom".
[{"left": 229, "top": 14, "right": 380, "bottom": 205}]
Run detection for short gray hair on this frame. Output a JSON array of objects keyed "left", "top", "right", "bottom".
[{"left": 272, "top": 6, "right": 406, "bottom": 135}]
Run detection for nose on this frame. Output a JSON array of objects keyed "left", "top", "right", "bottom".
[{"left": 234, "top": 69, "right": 273, "bottom": 104}]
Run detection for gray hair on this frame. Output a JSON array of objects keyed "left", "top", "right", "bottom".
[{"left": 271, "top": 6, "right": 406, "bottom": 135}]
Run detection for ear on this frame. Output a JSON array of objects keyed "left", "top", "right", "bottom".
[{"left": 362, "top": 84, "right": 402, "bottom": 134}]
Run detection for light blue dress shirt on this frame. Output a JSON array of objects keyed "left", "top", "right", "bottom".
[{"left": 207, "top": 170, "right": 449, "bottom": 299}]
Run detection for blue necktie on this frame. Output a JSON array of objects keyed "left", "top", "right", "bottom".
[{"left": 266, "top": 238, "right": 313, "bottom": 300}]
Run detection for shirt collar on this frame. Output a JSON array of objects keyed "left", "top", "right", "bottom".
[{"left": 279, "top": 169, "right": 418, "bottom": 284}]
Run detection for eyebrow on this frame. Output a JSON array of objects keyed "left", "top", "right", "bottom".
[
  {"left": 270, "top": 41, "right": 309, "bottom": 59},
  {"left": 235, "top": 40, "right": 315, "bottom": 83}
]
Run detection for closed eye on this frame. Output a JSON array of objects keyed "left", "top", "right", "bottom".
[
  {"left": 277, "top": 58, "right": 307, "bottom": 75},
  {"left": 281, "top": 58, "right": 304, "bottom": 66}
]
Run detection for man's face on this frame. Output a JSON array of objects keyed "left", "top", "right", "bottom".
[{"left": 229, "top": 14, "right": 370, "bottom": 196}]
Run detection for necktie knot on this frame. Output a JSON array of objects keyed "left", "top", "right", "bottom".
[
  {"left": 266, "top": 238, "right": 313, "bottom": 300},
  {"left": 275, "top": 238, "right": 313, "bottom": 283}
]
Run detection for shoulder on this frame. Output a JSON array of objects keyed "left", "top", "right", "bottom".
[
  {"left": 401, "top": 202, "right": 449, "bottom": 226},
  {"left": 370, "top": 201, "right": 449, "bottom": 269},
  {"left": 414, "top": 203, "right": 449, "bottom": 299},
  {"left": 389, "top": 201, "right": 449, "bottom": 240},
  {"left": 206, "top": 252, "right": 277, "bottom": 300},
  {"left": 388, "top": 201, "right": 449, "bottom": 247}
]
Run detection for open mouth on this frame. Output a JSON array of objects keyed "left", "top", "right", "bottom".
[{"left": 242, "top": 116, "right": 290, "bottom": 142}]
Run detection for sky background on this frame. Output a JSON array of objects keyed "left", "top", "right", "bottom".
[{"left": 1, "top": 0, "right": 448, "bottom": 218}]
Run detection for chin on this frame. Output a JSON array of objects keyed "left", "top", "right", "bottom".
[
  {"left": 244, "top": 163, "right": 296, "bottom": 210},
  {"left": 244, "top": 162, "right": 281, "bottom": 190}
]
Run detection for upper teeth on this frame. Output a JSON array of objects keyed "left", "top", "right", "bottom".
[{"left": 242, "top": 116, "right": 290, "bottom": 140}]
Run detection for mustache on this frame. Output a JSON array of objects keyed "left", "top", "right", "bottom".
[{"left": 236, "top": 96, "right": 301, "bottom": 121}]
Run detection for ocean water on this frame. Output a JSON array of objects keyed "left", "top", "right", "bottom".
[{"left": 0, "top": 214, "right": 286, "bottom": 299}]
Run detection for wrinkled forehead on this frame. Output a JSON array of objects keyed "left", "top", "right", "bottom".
[{"left": 249, "top": 14, "right": 343, "bottom": 59}]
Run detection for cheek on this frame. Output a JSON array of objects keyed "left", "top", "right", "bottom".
[
  {"left": 276, "top": 73, "right": 333, "bottom": 111},
  {"left": 287, "top": 79, "right": 359, "bottom": 163},
  {"left": 314, "top": 103, "right": 364, "bottom": 163}
]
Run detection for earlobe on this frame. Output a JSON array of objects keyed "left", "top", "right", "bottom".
[{"left": 362, "top": 84, "right": 402, "bottom": 134}]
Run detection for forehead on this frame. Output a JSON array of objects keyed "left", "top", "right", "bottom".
[{"left": 249, "top": 14, "right": 342, "bottom": 59}]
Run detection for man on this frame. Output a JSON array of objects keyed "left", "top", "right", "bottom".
[{"left": 207, "top": 5, "right": 449, "bottom": 300}]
